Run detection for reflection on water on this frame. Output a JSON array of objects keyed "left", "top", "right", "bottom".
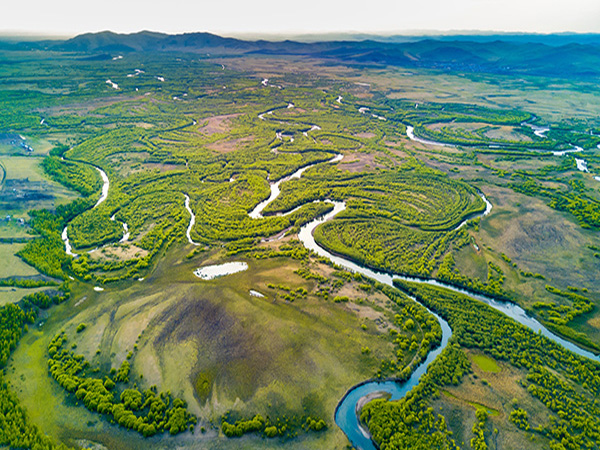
[{"left": 193, "top": 262, "right": 248, "bottom": 280}]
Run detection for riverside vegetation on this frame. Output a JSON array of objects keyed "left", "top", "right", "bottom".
[{"left": 0, "top": 35, "right": 599, "bottom": 450}]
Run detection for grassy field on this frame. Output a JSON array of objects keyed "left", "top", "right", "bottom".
[
  {"left": 0, "top": 286, "right": 56, "bottom": 305},
  {"left": 0, "top": 155, "right": 79, "bottom": 216},
  {"left": 0, "top": 220, "right": 32, "bottom": 238},
  {"left": 7, "top": 240, "right": 411, "bottom": 449},
  {"left": 221, "top": 56, "right": 600, "bottom": 122},
  {"left": 1, "top": 45, "right": 600, "bottom": 450},
  {"left": 0, "top": 135, "right": 55, "bottom": 157},
  {"left": 0, "top": 243, "right": 39, "bottom": 277},
  {"left": 0, "top": 242, "right": 54, "bottom": 305},
  {"left": 470, "top": 353, "right": 501, "bottom": 373},
  {"left": 368, "top": 68, "right": 600, "bottom": 122},
  {"left": 452, "top": 183, "right": 600, "bottom": 344}
]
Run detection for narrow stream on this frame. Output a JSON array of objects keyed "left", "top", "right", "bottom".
[
  {"left": 575, "top": 158, "right": 589, "bottom": 172},
  {"left": 406, "top": 122, "right": 598, "bottom": 181},
  {"left": 249, "top": 154, "right": 343, "bottom": 219},
  {"left": 62, "top": 166, "right": 112, "bottom": 256},
  {"left": 406, "top": 125, "right": 455, "bottom": 148},
  {"left": 62, "top": 226, "right": 78, "bottom": 257},
  {"left": 522, "top": 121, "right": 549, "bottom": 138},
  {"left": 111, "top": 214, "right": 130, "bottom": 243},
  {"left": 184, "top": 194, "right": 201, "bottom": 246}
]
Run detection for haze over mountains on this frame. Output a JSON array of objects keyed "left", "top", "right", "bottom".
[{"left": 3, "top": 30, "right": 600, "bottom": 78}]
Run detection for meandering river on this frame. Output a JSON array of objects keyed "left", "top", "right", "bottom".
[
  {"left": 61, "top": 165, "right": 132, "bottom": 255},
  {"left": 51, "top": 97, "right": 600, "bottom": 449},
  {"left": 253, "top": 107, "right": 599, "bottom": 449},
  {"left": 297, "top": 199, "right": 599, "bottom": 449},
  {"left": 249, "top": 154, "right": 343, "bottom": 219},
  {"left": 62, "top": 166, "right": 112, "bottom": 257},
  {"left": 406, "top": 122, "right": 599, "bottom": 181},
  {"left": 184, "top": 194, "right": 201, "bottom": 246}
]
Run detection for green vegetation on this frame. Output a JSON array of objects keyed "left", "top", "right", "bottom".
[
  {"left": 18, "top": 201, "right": 91, "bottom": 278},
  {"left": 471, "top": 354, "right": 501, "bottom": 373},
  {"left": 42, "top": 145, "right": 102, "bottom": 197},
  {"left": 0, "top": 372, "right": 72, "bottom": 450},
  {"left": 47, "top": 332, "right": 196, "bottom": 437},
  {"left": 0, "top": 288, "right": 71, "bottom": 449},
  {"left": 470, "top": 408, "right": 489, "bottom": 450},
  {"left": 509, "top": 177, "right": 600, "bottom": 230},
  {"left": 360, "top": 280, "right": 600, "bottom": 450},
  {"left": 0, "top": 34, "right": 599, "bottom": 450},
  {"left": 0, "top": 277, "right": 58, "bottom": 288},
  {"left": 221, "top": 412, "right": 326, "bottom": 439}
]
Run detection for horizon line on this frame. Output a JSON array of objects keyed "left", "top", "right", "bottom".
[{"left": 2, "top": 28, "right": 600, "bottom": 41}]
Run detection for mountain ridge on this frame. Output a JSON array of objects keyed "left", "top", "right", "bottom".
[{"left": 3, "top": 30, "right": 600, "bottom": 79}]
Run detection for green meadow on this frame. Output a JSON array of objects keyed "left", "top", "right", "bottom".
[{"left": 0, "top": 38, "right": 598, "bottom": 450}]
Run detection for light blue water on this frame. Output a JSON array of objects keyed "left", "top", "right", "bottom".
[
  {"left": 298, "top": 201, "right": 599, "bottom": 450},
  {"left": 256, "top": 106, "right": 599, "bottom": 449}
]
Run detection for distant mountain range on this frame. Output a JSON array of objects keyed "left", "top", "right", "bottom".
[{"left": 3, "top": 30, "right": 600, "bottom": 79}]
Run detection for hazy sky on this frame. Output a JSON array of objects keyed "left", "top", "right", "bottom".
[{"left": 3, "top": 0, "right": 600, "bottom": 37}]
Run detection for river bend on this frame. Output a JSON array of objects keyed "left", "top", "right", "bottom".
[
  {"left": 61, "top": 165, "right": 132, "bottom": 255},
  {"left": 297, "top": 199, "right": 599, "bottom": 449},
  {"left": 250, "top": 107, "right": 600, "bottom": 449}
]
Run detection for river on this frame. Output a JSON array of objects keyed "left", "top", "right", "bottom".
[
  {"left": 62, "top": 166, "right": 112, "bottom": 256},
  {"left": 249, "top": 103, "right": 600, "bottom": 449},
  {"left": 406, "top": 122, "right": 599, "bottom": 182},
  {"left": 249, "top": 154, "right": 343, "bottom": 219},
  {"left": 184, "top": 194, "right": 201, "bottom": 246},
  {"left": 57, "top": 99, "right": 599, "bottom": 448},
  {"left": 406, "top": 125, "right": 455, "bottom": 148},
  {"left": 252, "top": 105, "right": 600, "bottom": 448},
  {"left": 296, "top": 199, "right": 599, "bottom": 449},
  {"left": 61, "top": 165, "right": 132, "bottom": 255}
]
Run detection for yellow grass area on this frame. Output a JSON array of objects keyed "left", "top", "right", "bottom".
[{"left": 471, "top": 353, "right": 501, "bottom": 373}]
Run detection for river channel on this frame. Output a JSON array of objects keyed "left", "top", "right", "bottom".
[{"left": 255, "top": 106, "right": 599, "bottom": 449}]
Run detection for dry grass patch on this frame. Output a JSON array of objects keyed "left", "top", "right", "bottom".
[
  {"left": 88, "top": 244, "right": 149, "bottom": 261},
  {"left": 206, "top": 136, "right": 255, "bottom": 153},
  {"left": 426, "top": 122, "right": 532, "bottom": 142},
  {"left": 354, "top": 131, "right": 376, "bottom": 139},
  {"left": 339, "top": 152, "right": 384, "bottom": 172},
  {"left": 197, "top": 114, "right": 240, "bottom": 135}
]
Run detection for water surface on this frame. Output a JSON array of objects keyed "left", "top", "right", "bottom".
[{"left": 193, "top": 262, "right": 248, "bottom": 280}]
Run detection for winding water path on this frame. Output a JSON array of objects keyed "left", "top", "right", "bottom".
[
  {"left": 61, "top": 165, "right": 131, "bottom": 255},
  {"left": 406, "top": 122, "right": 598, "bottom": 180},
  {"left": 297, "top": 200, "right": 599, "bottom": 449},
  {"left": 62, "top": 166, "right": 112, "bottom": 256},
  {"left": 254, "top": 104, "right": 600, "bottom": 449},
  {"left": 249, "top": 154, "right": 343, "bottom": 219},
  {"left": 406, "top": 121, "right": 589, "bottom": 159},
  {"left": 184, "top": 194, "right": 201, "bottom": 246},
  {"left": 406, "top": 125, "right": 455, "bottom": 148},
  {"left": 111, "top": 214, "right": 130, "bottom": 243},
  {"left": 93, "top": 167, "right": 110, "bottom": 207},
  {"left": 522, "top": 120, "right": 550, "bottom": 139}
]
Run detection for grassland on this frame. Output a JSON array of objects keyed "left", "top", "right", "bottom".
[
  {"left": 0, "top": 243, "right": 39, "bottom": 277},
  {"left": 0, "top": 155, "right": 80, "bottom": 217},
  {"left": 8, "top": 241, "right": 427, "bottom": 449},
  {"left": 0, "top": 41, "right": 599, "bottom": 450},
  {"left": 221, "top": 56, "right": 600, "bottom": 122}
]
